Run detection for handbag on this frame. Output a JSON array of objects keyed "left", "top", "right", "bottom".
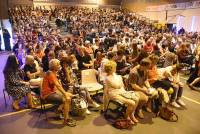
[
  {"left": 113, "top": 119, "right": 133, "bottom": 129},
  {"left": 71, "top": 97, "right": 87, "bottom": 116},
  {"left": 158, "top": 107, "right": 178, "bottom": 122}
]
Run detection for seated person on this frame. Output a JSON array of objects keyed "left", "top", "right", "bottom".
[
  {"left": 127, "top": 58, "right": 158, "bottom": 119},
  {"left": 58, "top": 56, "right": 100, "bottom": 114},
  {"left": 188, "top": 54, "right": 200, "bottom": 89},
  {"left": 162, "top": 64, "right": 186, "bottom": 108},
  {"left": 77, "top": 47, "right": 94, "bottom": 70},
  {"left": 41, "top": 48, "right": 50, "bottom": 72},
  {"left": 3, "top": 55, "right": 35, "bottom": 110},
  {"left": 41, "top": 59, "right": 76, "bottom": 127},
  {"left": 104, "top": 60, "right": 139, "bottom": 124},
  {"left": 147, "top": 54, "right": 173, "bottom": 107},
  {"left": 23, "top": 55, "right": 41, "bottom": 87},
  {"left": 177, "top": 44, "right": 193, "bottom": 66},
  {"left": 94, "top": 52, "right": 103, "bottom": 70},
  {"left": 115, "top": 49, "right": 130, "bottom": 76}
]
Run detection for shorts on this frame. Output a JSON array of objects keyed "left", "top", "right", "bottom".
[{"left": 45, "top": 93, "right": 63, "bottom": 105}]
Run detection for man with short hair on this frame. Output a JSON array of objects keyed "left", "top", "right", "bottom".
[{"left": 127, "top": 58, "right": 158, "bottom": 119}]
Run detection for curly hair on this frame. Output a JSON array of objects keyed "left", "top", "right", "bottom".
[{"left": 104, "top": 60, "right": 117, "bottom": 74}]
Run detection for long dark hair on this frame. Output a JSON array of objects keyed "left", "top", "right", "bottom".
[{"left": 3, "top": 55, "right": 19, "bottom": 76}]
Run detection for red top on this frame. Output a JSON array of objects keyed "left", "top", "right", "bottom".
[{"left": 42, "top": 71, "right": 57, "bottom": 99}]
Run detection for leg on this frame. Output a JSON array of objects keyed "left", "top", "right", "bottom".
[
  {"left": 112, "top": 95, "right": 137, "bottom": 124},
  {"left": 135, "top": 91, "right": 148, "bottom": 119},
  {"left": 190, "top": 77, "right": 200, "bottom": 87},
  {"left": 27, "top": 93, "right": 35, "bottom": 108},
  {"left": 176, "top": 86, "right": 185, "bottom": 106},
  {"left": 63, "top": 96, "right": 71, "bottom": 121},
  {"left": 12, "top": 99, "right": 21, "bottom": 110}
]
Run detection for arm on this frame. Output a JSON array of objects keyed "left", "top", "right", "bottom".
[
  {"left": 129, "top": 73, "right": 147, "bottom": 93},
  {"left": 54, "top": 80, "right": 68, "bottom": 97},
  {"left": 131, "top": 83, "right": 147, "bottom": 93},
  {"left": 83, "top": 59, "right": 94, "bottom": 68},
  {"left": 144, "top": 80, "right": 151, "bottom": 89}
]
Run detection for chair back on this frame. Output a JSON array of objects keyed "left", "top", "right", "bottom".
[{"left": 81, "top": 69, "right": 97, "bottom": 85}]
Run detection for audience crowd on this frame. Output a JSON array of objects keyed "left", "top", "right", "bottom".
[{"left": 3, "top": 6, "right": 200, "bottom": 127}]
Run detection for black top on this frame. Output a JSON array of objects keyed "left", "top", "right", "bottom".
[
  {"left": 23, "top": 63, "right": 37, "bottom": 81},
  {"left": 77, "top": 54, "right": 92, "bottom": 70},
  {"left": 42, "top": 55, "right": 49, "bottom": 72}
]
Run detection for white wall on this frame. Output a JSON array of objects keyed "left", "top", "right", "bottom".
[{"left": 138, "top": 8, "right": 200, "bottom": 32}]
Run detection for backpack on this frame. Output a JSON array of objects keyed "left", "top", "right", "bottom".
[
  {"left": 158, "top": 107, "right": 178, "bottom": 122},
  {"left": 113, "top": 119, "right": 133, "bottom": 129},
  {"left": 71, "top": 97, "right": 87, "bottom": 116}
]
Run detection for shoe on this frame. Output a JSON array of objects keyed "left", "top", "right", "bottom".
[
  {"left": 90, "top": 102, "right": 100, "bottom": 108},
  {"left": 63, "top": 118, "right": 76, "bottom": 127},
  {"left": 176, "top": 99, "right": 186, "bottom": 106},
  {"left": 188, "top": 84, "right": 195, "bottom": 90},
  {"left": 12, "top": 103, "right": 21, "bottom": 111},
  {"left": 85, "top": 109, "right": 91, "bottom": 115},
  {"left": 171, "top": 101, "right": 181, "bottom": 108},
  {"left": 146, "top": 107, "right": 152, "bottom": 113},
  {"left": 137, "top": 110, "right": 144, "bottom": 119},
  {"left": 59, "top": 114, "right": 64, "bottom": 119},
  {"left": 131, "top": 115, "right": 139, "bottom": 123}
]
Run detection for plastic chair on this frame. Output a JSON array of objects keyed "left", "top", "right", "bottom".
[{"left": 80, "top": 69, "right": 103, "bottom": 95}]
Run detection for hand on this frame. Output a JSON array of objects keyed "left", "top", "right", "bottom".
[
  {"left": 24, "top": 82, "right": 30, "bottom": 86},
  {"left": 65, "top": 92, "right": 73, "bottom": 98}
]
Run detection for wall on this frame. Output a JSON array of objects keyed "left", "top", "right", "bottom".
[
  {"left": 139, "top": 8, "right": 200, "bottom": 32},
  {"left": 33, "top": 0, "right": 121, "bottom": 9},
  {"left": 122, "top": 0, "right": 194, "bottom": 11},
  {"left": 8, "top": 0, "right": 33, "bottom": 7},
  {"left": 0, "top": 0, "right": 9, "bottom": 19},
  {"left": 122, "top": 0, "right": 200, "bottom": 32}
]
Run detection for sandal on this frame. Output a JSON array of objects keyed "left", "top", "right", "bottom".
[{"left": 63, "top": 118, "right": 76, "bottom": 127}]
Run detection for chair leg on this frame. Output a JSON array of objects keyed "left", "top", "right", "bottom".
[
  {"left": 43, "top": 104, "right": 48, "bottom": 120},
  {"left": 39, "top": 100, "right": 48, "bottom": 121},
  {"left": 3, "top": 89, "right": 7, "bottom": 107}
]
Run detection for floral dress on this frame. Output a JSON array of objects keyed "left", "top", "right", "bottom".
[{"left": 4, "top": 70, "right": 31, "bottom": 100}]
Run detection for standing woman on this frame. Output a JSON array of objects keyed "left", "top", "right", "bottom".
[
  {"left": 3, "top": 29, "right": 11, "bottom": 51},
  {"left": 3, "top": 55, "right": 35, "bottom": 110}
]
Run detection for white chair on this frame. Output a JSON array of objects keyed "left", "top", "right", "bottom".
[{"left": 80, "top": 69, "right": 103, "bottom": 95}]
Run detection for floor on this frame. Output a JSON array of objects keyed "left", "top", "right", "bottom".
[{"left": 0, "top": 53, "right": 200, "bottom": 134}]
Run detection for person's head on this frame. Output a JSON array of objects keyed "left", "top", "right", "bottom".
[
  {"left": 107, "top": 51, "right": 116, "bottom": 60},
  {"left": 44, "top": 48, "right": 50, "bottom": 56},
  {"left": 3, "top": 54, "right": 19, "bottom": 75},
  {"left": 139, "top": 58, "right": 151, "bottom": 71},
  {"left": 48, "top": 51, "right": 55, "bottom": 61},
  {"left": 70, "top": 54, "right": 77, "bottom": 62},
  {"left": 96, "top": 51, "right": 103, "bottom": 60},
  {"left": 148, "top": 54, "right": 159, "bottom": 65},
  {"left": 60, "top": 56, "right": 73, "bottom": 67},
  {"left": 26, "top": 47, "right": 34, "bottom": 55},
  {"left": 25, "top": 55, "right": 35, "bottom": 65},
  {"left": 104, "top": 60, "right": 117, "bottom": 75},
  {"left": 117, "top": 49, "right": 124, "bottom": 58},
  {"left": 58, "top": 50, "right": 67, "bottom": 60},
  {"left": 84, "top": 40, "right": 90, "bottom": 47},
  {"left": 49, "top": 59, "right": 61, "bottom": 72}
]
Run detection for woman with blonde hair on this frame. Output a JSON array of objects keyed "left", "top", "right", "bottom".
[{"left": 104, "top": 60, "right": 139, "bottom": 124}]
